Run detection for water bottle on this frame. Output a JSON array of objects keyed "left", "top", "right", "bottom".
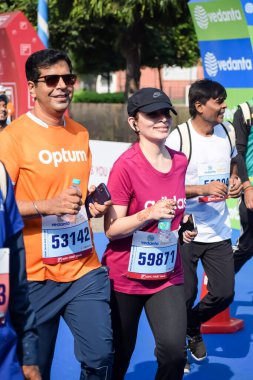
[
  {"left": 158, "top": 218, "right": 172, "bottom": 244},
  {"left": 61, "top": 178, "right": 81, "bottom": 223}
]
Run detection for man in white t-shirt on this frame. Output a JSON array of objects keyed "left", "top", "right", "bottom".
[{"left": 166, "top": 79, "right": 242, "bottom": 371}]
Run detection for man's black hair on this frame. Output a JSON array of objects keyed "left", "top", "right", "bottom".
[
  {"left": 0, "top": 94, "right": 8, "bottom": 104},
  {"left": 25, "top": 49, "right": 72, "bottom": 82},
  {"left": 189, "top": 79, "right": 227, "bottom": 118}
]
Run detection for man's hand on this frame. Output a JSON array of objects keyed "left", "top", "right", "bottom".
[
  {"left": 46, "top": 186, "right": 83, "bottom": 216},
  {"left": 228, "top": 176, "right": 242, "bottom": 198},
  {"left": 22, "top": 365, "right": 41, "bottom": 380},
  {"left": 205, "top": 181, "right": 228, "bottom": 198}
]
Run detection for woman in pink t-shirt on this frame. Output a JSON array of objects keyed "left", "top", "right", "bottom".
[{"left": 102, "top": 88, "right": 197, "bottom": 380}]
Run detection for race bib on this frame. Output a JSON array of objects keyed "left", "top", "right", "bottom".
[
  {"left": 127, "top": 230, "right": 178, "bottom": 280},
  {"left": 0, "top": 248, "right": 10, "bottom": 320},
  {"left": 198, "top": 162, "right": 230, "bottom": 202},
  {"left": 198, "top": 162, "right": 230, "bottom": 186},
  {"left": 42, "top": 206, "right": 93, "bottom": 264}
]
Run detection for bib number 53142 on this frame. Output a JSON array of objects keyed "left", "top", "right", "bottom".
[{"left": 51, "top": 227, "right": 90, "bottom": 249}]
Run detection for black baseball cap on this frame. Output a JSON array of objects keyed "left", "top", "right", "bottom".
[{"left": 127, "top": 87, "right": 177, "bottom": 116}]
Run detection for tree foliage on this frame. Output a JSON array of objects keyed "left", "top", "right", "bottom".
[{"left": 0, "top": 0, "right": 199, "bottom": 95}]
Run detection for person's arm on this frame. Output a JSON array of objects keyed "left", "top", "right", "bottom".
[
  {"left": 186, "top": 158, "right": 241, "bottom": 199},
  {"left": 185, "top": 181, "right": 228, "bottom": 199},
  {"left": 7, "top": 231, "right": 41, "bottom": 380},
  {"left": 233, "top": 108, "right": 253, "bottom": 207},
  {"left": 17, "top": 186, "right": 82, "bottom": 218},
  {"left": 233, "top": 108, "right": 249, "bottom": 183},
  {"left": 104, "top": 200, "right": 176, "bottom": 241}
]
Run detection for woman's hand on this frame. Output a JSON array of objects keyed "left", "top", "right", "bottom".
[
  {"left": 179, "top": 214, "right": 198, "bottom": 244},
  {"left": 182, "top": 229, "right": 198, "bottom": 244},
  {"left": 147, "top": 199, "right": 177, "bottom": 221},
  {"left": 85, "top": 185, "right": 112, "bottom": 218}
]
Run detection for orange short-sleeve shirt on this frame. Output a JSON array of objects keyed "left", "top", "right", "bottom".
[{"left": 0, "top": 113, "right": 101, "bottom": 282}]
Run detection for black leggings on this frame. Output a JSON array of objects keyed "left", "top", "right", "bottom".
[{"left": 111, "top": 285, "right": 186, "bottom": 380}]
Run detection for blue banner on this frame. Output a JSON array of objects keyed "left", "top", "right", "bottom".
[{"left": 199, "top": 38, "right": 253, "bottom": 87}]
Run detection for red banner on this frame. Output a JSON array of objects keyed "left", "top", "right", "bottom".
[{"left": 0, "top": 11, "right": 45, "bottom": 118}]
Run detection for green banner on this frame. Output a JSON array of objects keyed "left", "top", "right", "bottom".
[
  {"left": 226, "top": 198, "right": 240, "bottom": 230},
  {"left": 189, "top": 0, "right": 248, "bottom": 41},
  {"left": 188, "top": 0, "right": 253, "bottom": 110}
]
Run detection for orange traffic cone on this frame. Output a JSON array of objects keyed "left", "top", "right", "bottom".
[{"left": 200, "top": 273, "right": 244, "bottom": 334}]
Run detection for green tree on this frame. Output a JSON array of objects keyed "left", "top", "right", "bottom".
[
  {"left": 83, "top": 0, "right": 199, "bottom": 95},
  {"left": 0, "top": 0, "right": 199, "bottom": 95}
]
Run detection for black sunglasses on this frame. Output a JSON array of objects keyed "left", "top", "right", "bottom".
[
  {"left": 35, "top": 74, "right": 77, "bottom": 87},
  {"left": 146, "top": 109, "right": 171, "bottom": 118}
]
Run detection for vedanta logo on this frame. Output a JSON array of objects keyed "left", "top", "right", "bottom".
[
  {"left": 245, "top": 3, "right": 253, "bottom": 14},
  {"left": 204, "top": 52, "right": 252, "bottom": 77},
  {"left": 39, "top": 149, "right": 87, "bottom": 167},
  {"left": 193, "top": 5, "right": 242, "bottom": 30}
]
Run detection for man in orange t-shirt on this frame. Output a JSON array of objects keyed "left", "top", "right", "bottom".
[{"left": 0, "top": 49, "right": 113, "bottom": 380}]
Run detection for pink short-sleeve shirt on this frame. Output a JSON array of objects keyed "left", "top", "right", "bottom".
[{"left": 102, "top": 143, "right": 187, "bottom": 294}]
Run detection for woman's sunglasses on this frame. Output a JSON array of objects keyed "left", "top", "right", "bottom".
[
  {"left": 34, "top": 74, "right": 77, "bottom": 87},
  {"left": 146, "top": 109, "right": 171, "bottom": 118}
]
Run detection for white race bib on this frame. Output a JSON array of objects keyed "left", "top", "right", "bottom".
[
  {"left": 127, "top": 230, "right": 178, "bottom": 280},
  {"left": 198, "top": 162, "right": 230, "bottom": 186},
  {"left": 42, "top": 206, "right": 93, "bottom": 264}
]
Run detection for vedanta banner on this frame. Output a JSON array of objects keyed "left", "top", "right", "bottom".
[
  {"left": 188, "top": 0, "right": 253, "bottom": 112},
  {"left": 188, "top": 0, "right": 248, "bottom": 230}
]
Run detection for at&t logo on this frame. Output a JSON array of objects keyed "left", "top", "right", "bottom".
[
  {"left": 193, "top": 5, "right": 242, "bottom": 30},
  {"left": 204, "top": 52, "right": 252, "bottom": 77}
]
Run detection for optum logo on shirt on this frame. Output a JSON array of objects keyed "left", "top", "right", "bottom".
[
  {"left": 39, "top": 149, "right": 87, "bottom": 167},
  {"left": 204, "top": 52, "right": 252, "bottom": 77},
  {"left": 193, "top": 5, "right": 242, "bottom": 30}
]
